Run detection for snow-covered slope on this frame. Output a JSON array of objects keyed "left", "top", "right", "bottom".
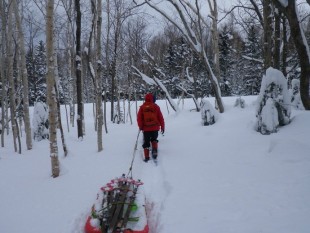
[{"left": 0, "top": 96, "right": 309, "bottom": 233}]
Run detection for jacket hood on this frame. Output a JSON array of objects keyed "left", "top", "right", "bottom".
[{"left": 145, "top": 93, "right": 153, "bottom": 102}]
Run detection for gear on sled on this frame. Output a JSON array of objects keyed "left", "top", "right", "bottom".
[{"left": 84, "top": 174, "right": 149, "bottom": 233}]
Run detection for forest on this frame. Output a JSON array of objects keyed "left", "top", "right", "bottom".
[{"left": 0, "top": 0, "right": 310, "bottom": 177}]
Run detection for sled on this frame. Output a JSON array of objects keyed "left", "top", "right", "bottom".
[{"left": 84, "top": 175, "right": 149, "bottom": 233}]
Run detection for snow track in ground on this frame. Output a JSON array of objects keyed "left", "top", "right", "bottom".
[{"left": 135, "top": 141, "right": 171, "bottom": 233}]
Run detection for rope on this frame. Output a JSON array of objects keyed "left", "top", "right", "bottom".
[{"left": 127, "top": 130, "right": 141, "bottom": 177}]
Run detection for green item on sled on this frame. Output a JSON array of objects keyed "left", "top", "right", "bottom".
[
  {"left": 128, "top": 216, "right": 140, "bottom": 222},
  {"left": 130, "top": 202, "right": 138, "bottom": 211}
]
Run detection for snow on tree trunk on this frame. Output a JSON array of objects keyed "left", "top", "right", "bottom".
[
  {"left": 256, "top": 67, "right": 291, "bottom": 135},
  {"left": 289, "top": 79, "right": 304, "bottom": 110}
]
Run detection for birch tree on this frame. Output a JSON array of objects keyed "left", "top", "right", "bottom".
[
  {"left": 103, "top": 0, "right": 110, "bottom": 133},
  {"left": 108, "top": 0, "right": 136, "bottom": 121},
  {"left": 208, "top": 0, "right": 220, "bottom": 80},
  {"left": 96, "top": 0, "right": 103, "bottom": 151},
  {"left": 13, "top": 0, "right": 33, "bottom": 150},
  {"left": 86, "top": 0, "right": 103, "bottom": 151},
  {"left": 262, "top": 0, "right": 273, "bottom": 69},
  {"left": 46, "top": 0, "right": 60, "bottom": 178},
  {"left": 60, "top": 0, "right": 76, "bottom": 128},
  {"left": 75, "top": 0, "right": 84, "bottom": 139},
  {"left": 7, "top": 1, "right": 21, "bottom": 153},
  {"left": 54, "top": 51, "right": 68, "bottom": 156},
  {"left": 0, "top": 0, "right": 7, "bottom": 147}
]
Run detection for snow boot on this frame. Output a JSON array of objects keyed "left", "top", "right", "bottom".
[
  {"left": 143, "top": 148, "right": 150, "bottom": 162},
  {"left": 151, "top": 141, "right": 158, "bottom": 159}
]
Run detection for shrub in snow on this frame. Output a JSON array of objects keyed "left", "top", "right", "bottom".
[
  {"left": 32, "top": 101, "right": 49, "bottom": 141},
  {"left": 256, "top": 67, "right": 291, "bottom": 135},
  {"left": 234, "top": 96, "right": 245, "bottom": 108},
  {"left": 200, "top": 98, "right": 218, "bottom": 126},
  {"left": 289, "top": 79, "right": 304, "bottom": 110}
]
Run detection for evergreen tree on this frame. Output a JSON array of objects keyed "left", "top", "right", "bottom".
[
  {"left": 27, "top": 41, "right": 47, "bottom": 105},
  {"left": 34, "top": 41, "right": 47, "bottom": 102},
  {"left": 26, "top": 48, "right": 35, "bottom": 105},
  {"left": 219, "top": 25, "right": 233, "bottom": 96},
  {"left": 256, "top": 68, "right": 291, "bottom": 135},
  {"left": 163, "top": 37, "right": 191, "bottom": 97},
  {"left": 240, "top": 24, "right": 263, "bottom": 95}
]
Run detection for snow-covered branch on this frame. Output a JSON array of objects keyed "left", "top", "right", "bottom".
[
  {"left": 186, "top": 67, "right": 194, "bottom": 83},
  {"left": 176, "top": 84, "right": 200, "bottom": 111},
  {"left": 131, "top": 65, "right": 179, "bottom": 112}
]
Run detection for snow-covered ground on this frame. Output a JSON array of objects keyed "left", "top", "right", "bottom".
[{"left": 0, "top": 96, "right": 309, "bottom": 233}]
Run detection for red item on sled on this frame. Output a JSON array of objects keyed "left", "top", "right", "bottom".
[
  {"left": 84, "top": 216, "right": 149, "bottom": 233},
  {"left": 84, "top": 216, "right": 101, "bottom": 233},
  {"left": 124, "top": 224, "right": 149, "bottom": 233}
]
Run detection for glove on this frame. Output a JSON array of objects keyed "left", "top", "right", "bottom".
[{"left": 161, "top": 129, "right": 165, "bottom": 134}]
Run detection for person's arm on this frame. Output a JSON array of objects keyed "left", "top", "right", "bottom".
[
  {"left": 137, "top": 107, "right": 143, "bottom": 130},
  {"left": 157, "top": 107, "right": 165, "bottom": 133}
]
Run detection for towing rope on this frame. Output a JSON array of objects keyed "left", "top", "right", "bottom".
[{"left": 127, "top": 130, "right": 141, "bottom": 177}]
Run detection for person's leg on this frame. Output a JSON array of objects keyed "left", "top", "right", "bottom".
[
  {"left": 150, "top": 131, "right": 159, "bottom": 159},
  {"left": 142, "top": 131, "right": 152, "bottom": 148},
  {"left": 143, "top": 131, "right": 152, "bottom": 161}
]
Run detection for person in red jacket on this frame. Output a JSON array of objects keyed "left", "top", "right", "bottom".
[{"left": 137, "top": 93, "right": 165, "bottom": 162}]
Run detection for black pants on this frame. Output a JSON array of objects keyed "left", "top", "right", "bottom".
[{"left": 142, "top": 131, "right": 158, "bottom": 148}]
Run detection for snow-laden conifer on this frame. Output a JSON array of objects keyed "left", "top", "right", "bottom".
[
  {"left": 234, "top": 96, "right": 245, "bottom": 108},
  {"left": 200, "top": 98, "right": 218, "bottom": 126},
  {"left": 256, "top": 67, "right": 291, "bottom": 134},
  {"left": 32, "top": 101, "right": 49, "bottom": 141},
  {"left": 289, "top": 79, "right": 304, "bottom": 110}
]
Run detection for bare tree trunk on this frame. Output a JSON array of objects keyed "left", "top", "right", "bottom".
[
  {"left": 0, "top": 0, "right": 7, "bottom": 147},
  {"left": 96, "top": 0, "right": 103, "bottom": 151},
  {"left": 87, "top": 0, "right": 103, "bottom": 151},
  {"left": 263, "top": 0, "right": 273, "bottom": 68},
  {"left": 13, "top": 0, "right": 32, "bottom": 150},
  {"left": 281, "top": 16, "right": 288, "bottom": 77},
  {"left": 7, "top": 2, "right": 21, "bottom": 153},
  {"left": 127, "top": 75, "right": 133, "bottom": 125},
  {"left": 75, "top": 0, "right": 84, "bottom": 139},
  {"left": 110, "top": 14, "right": 121, "bottom": 122},
  {"left": 61, "top": 0, "right": 76, "bottom": 128},
  {"left": 46, "top": 0, "right": 60, "bottom": 178},
  {"left": 104, "top": 0, "right": 110, "bottom": 133},
  {"left": 54, "top": 51, "right": 68, "bottom": 156},
  {"left": 208, "top": 0, "right": 220, "bottom": 80},
  {"left": 16, "top": 47, "right": 23, "bottom": 138},
  {"left": 274, "top": 11, "right": 281, "bottom": 69},
  {"left": 272, "top": 0, "right": 310, "bottom": 110},
  {"left": 111, "top": 50, "right": 117, "bottom": 121},
  {"left": 67, "top": 26, "right": 75, "bottom": 128}
]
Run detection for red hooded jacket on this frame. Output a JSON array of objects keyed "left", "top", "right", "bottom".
[{"left": 137, "top": 93, "right": 165, "bottom": 132}]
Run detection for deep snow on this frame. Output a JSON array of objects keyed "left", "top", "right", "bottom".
[{"left": 0, "top": 96, "right": 309, "bottom": 233}]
